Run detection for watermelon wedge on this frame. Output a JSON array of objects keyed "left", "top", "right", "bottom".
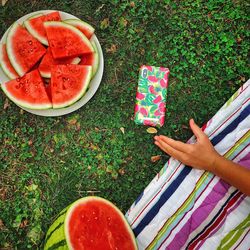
[
  {"left": 1, "top": 69, "right": 52, "bottom": 109},
  {"left": 38, "top": 47, "right": 81, "bottom": 78},
  {"left": 6, "top": 23, "right": 46, "bottom": 77},
  {"left": 44, "top": 196, "right": 138, "bottom": 250},
  {"left": 80, "top": 40, "right": 99, "bottom": 78},
  {"left": 0, "top": 43, "right": 19, "bottom": 79},
  {"left": 24, "top": 11, "right": 61, "bottom": 46},
  {"left": 64, "top": 19, "right": 95, "bottom": 39},
  {"left": 51, "top": 64, "right": 92, "bottom": 108},
  {"left": 44, "top": 21, "right": 94, "bottom": 59}
]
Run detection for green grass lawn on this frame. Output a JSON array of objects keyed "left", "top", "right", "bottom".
[{"left": 0, "top": 0, "right": 249, "bottom": 248}]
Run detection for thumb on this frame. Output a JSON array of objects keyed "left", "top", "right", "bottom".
[{"left": 189, "top": 119, "right": 205, "bottom": 140}]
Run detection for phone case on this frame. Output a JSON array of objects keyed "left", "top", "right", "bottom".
[{"left": 134, "top": 65, "right": 170, "bottom": 127}]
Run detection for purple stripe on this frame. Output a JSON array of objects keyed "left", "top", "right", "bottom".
[
  {"left": 196, "top": 193, "right": 245, "bottom": 249},
  {"left": 238, "top": 151, "right": 250, "bottom": 169},
  {"left": 164, "top": 180, "right": 231, "bottom": 250}
]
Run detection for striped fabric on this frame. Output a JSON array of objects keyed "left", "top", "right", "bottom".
[{"left": 126, "top": 80, "right": 250, "bottom": 250}]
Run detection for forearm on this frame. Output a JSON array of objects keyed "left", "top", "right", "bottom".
[{"left": 211, "top": 155, "right": 250, "bottom": 196}]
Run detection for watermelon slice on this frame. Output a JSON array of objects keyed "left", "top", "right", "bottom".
[
  {"left": 38, "top": 47, "right": 81, "bottom": 78},
  {"left": 44, "top": 196, "right": 138, "bottom": 250},
  {"left": 24, "top": 11, "right": 61, "bottom": 46},
  {"left": 64, "top": 19, "right": 95, "bottom": 39},
  {"left": 0, "top": 43, "right": 19, "bottom": 79},
  {"left": 6, "top": 23, "right": 46, "bottom": 77},
  {"left": 44, "top": 21, "right": 94, "bottom": 59},
  {"left": 51, "top": 64, "right": 92, "bottom": 108},
  {"left": 1, "top": 69, "right": 52, "bottom": 109},
  {"left": 80, "top": 40, "right": 99, "bottom": 78}
]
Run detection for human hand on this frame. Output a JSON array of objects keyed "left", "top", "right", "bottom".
[{"left": 154, "top": 119, "right": 221, "bottom": 172}]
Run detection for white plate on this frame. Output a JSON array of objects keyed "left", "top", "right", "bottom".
[{"left": 0, "top": 10, "right": 104, "bottom": 117}]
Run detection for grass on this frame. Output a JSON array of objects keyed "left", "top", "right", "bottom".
[{"left": 0, "top": 0, "right": 249, "bottom": 248}]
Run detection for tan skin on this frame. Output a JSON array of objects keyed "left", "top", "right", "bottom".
[{"left": 154, "top": 119, "right": 250, "bottom": 196}]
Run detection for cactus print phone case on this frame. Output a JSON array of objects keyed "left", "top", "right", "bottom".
[{"left": 134, "top": 65, "right": 170, "bottom": 127}]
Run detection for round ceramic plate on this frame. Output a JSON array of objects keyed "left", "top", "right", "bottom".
[{"left": 0, "top": 10, "right": 104, "bottom": 117}]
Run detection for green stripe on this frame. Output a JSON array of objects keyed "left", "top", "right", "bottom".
[
  {"left": 218, "top": 214, "right": 250, "bottom": 250},
  {"left": 45, "top": 222, "right": 64, "bottom": 245},
  {"left": 53, "top": 209, "right": 67, "bottom": 223},
  {"left": 47, "top": 239, "right": 67, "bottom": 250}
]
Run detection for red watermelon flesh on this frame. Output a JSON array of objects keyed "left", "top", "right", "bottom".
[
  {"left": 65, "top": 197, "right": 137, "bottom": 250},
  {"left": 51, "top": 64, "right": 92, "bottom": 108},
  {"left": 1, "top": 69, "right": 52, "bottom": 109},
  {"left": 6, "top": 23, "right": 46, "bottom": 77},
  {"left": 24, "top": 11, "right": 61, "bottom": 46},
  {"left": 0, "top": 43, "right": 19, "bottom": 79},
  {"left": 44, "top": 21, "right": 94, "bottom": 59},
  {"left": 39, "top": 47, "right": 81, "bottom": 78}
]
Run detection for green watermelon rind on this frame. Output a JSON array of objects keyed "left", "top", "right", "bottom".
[
  {"left": 24, "top": 13, "right": 49, "bottom": 46},
  {"left": 52, "top": 65, "right": 92, "bottom": 109},
  {"left": 0, "top": 43, "right": 18, "bottom": 80},
  {"left": 44, "top": 21, "right": 95, "bottom": 57},
  {"left": 90, "top": 40, "right": 99, "bottom": 78},
  {"left": 63, "top": 19, "right": 95, "bottom": 38},
  {"left": 6, "top": 23, "right": 24, "bottom": 76},
  {"left": 64, "top": 196, "right": 138, "bottom": 250},
  {"left": 1, "top": 82, "right": 52, "bottom": 110}
]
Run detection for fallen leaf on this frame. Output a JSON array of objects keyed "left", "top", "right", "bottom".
[
  {"left": 130, "top": 1, "right": 135, "bottom": 7},
  {"left": 236, "top": 37, "right": 242, "bottom": 44},
  {"left": 1, "top": 0, "right": 8, "bottom": 6},
  {"left": 240, "top": 76, "right": 246, "bottom": 82},
  {"left": 147, "top": 127, "right": 158, "bottom": 134},
  {"left": 3, "top": 98, "right": 10, "bottom": 110},
  {"left": 28, "top": 140, "right": 33, "bottom": 146},
  {"left": 20, "top": 109, "right": 24, "bottom": 115},
  {"left": 19, "top": 219, "right": 29, "bottom": 229},
  {"left": 100, "top": 18, "right": 110, "bottom": 29},
  {"left": 181, "top": 124, "right": 189, "bottom": 129},
  {"left": 118, "top": 168, "right": 125, "bottom": 175},
  {"left": 151, "top": 155, "right": 161, "bottom": 162},
  {"left": 120, "top": 127, "right": 125, "bottom": 134},
  {"left": 106, "top": 44, "right": 117, "bottom": 53},
  {"left": 67, "top": 118, "right": 77, "bottom": 125}
]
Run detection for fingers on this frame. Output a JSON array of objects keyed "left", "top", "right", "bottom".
[
  {"left": 156, "top": 135, "right": 191, "bottom": 153},
  {"left": 189, "top": 119, "right": 205, "bottom": 140},
  {"left": 154, "top": 138, "right": 186, "bottom": 161}
]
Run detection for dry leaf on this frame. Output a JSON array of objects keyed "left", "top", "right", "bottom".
[
  {"left": 100, "top": 18, "right": 110, "bottom": 29},
  {"left": 1, "top": 0, "right": 8, "bottom": 6},
  {"left": 28, "top": 140, "right": 33, "bottom": 146},
  {"left": 120, "top": 127, "right": 125, "bottom": 134},
  {"left": 106, "top": 44, "right": 117, "bottom": 53},
  {"left": 3, "top": 98, "right": 10, "bottom": 110},
  {"left": 20, "top": 109, "right": 24, "bottom": 115},
  {"left": 119, "top": 17, "right": 128, "bottom": 27},
  {"left": 147, "top": 127, "right": 158, "bottom": 134},
  {"left": 240, "top": 76, "right": 246, "bottom": 82},
  {"left": 67, "top": 118, "right": 77, "bottom": 125},
  {"left": 151, "top": 155, "right": 161, "bottom": 162},
  {"left": 236, "top": 37, "right": 242, "bottom": 44},
  {"left": 130, "top": 1, "right": 135, "bottom": 7},
  {"left": 118, "top": 168, "right": 125, "bottom": 175},
  {"left": 0, "top": 219, "right": 4, "bottom": 230},
  {"left": 19, "top": 219, "right": 28, "bottom": 229}
]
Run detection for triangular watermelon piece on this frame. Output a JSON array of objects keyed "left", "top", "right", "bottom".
[
  {"left": 0, "top": 43, "right": 19, "bottom": 79},
  {"left": 44, "top": 21, "right": 94, "bottom": 59},
  {"left": 64, "top": 19, "right": 95, "bottom": 39},
  {"left": 1, "top": 69, "right": 52, "bottom": 109},
  {"left": 39, "top": 47, "right": 81, "bottom": 78},
  {"left": 6, "top": 23, "right": 46, "bottom": 77},
  {"left": 80, "top": 40, "right": 99, "bottom": 78},
  {"left": 24, "top": 11, "right": 61, "bottom": 46},
  {"left": 50, "top": 65, "right": 92, "bottom": 109}
]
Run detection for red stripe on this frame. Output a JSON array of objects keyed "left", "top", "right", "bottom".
[{"left": 187, "top": 192, "right": 242, "bottom": 249}]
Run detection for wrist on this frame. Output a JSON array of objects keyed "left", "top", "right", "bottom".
[{"left": 206, "top": 152, "right": 221, "bottom": 173}]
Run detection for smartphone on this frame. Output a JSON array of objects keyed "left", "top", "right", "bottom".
[{"left": 134, "top": 65, "right": 170, "bottom": 127}]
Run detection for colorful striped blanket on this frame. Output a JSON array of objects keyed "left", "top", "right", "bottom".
[{"left": 126, "top": 80, "right": 250, "bottom": 250}]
